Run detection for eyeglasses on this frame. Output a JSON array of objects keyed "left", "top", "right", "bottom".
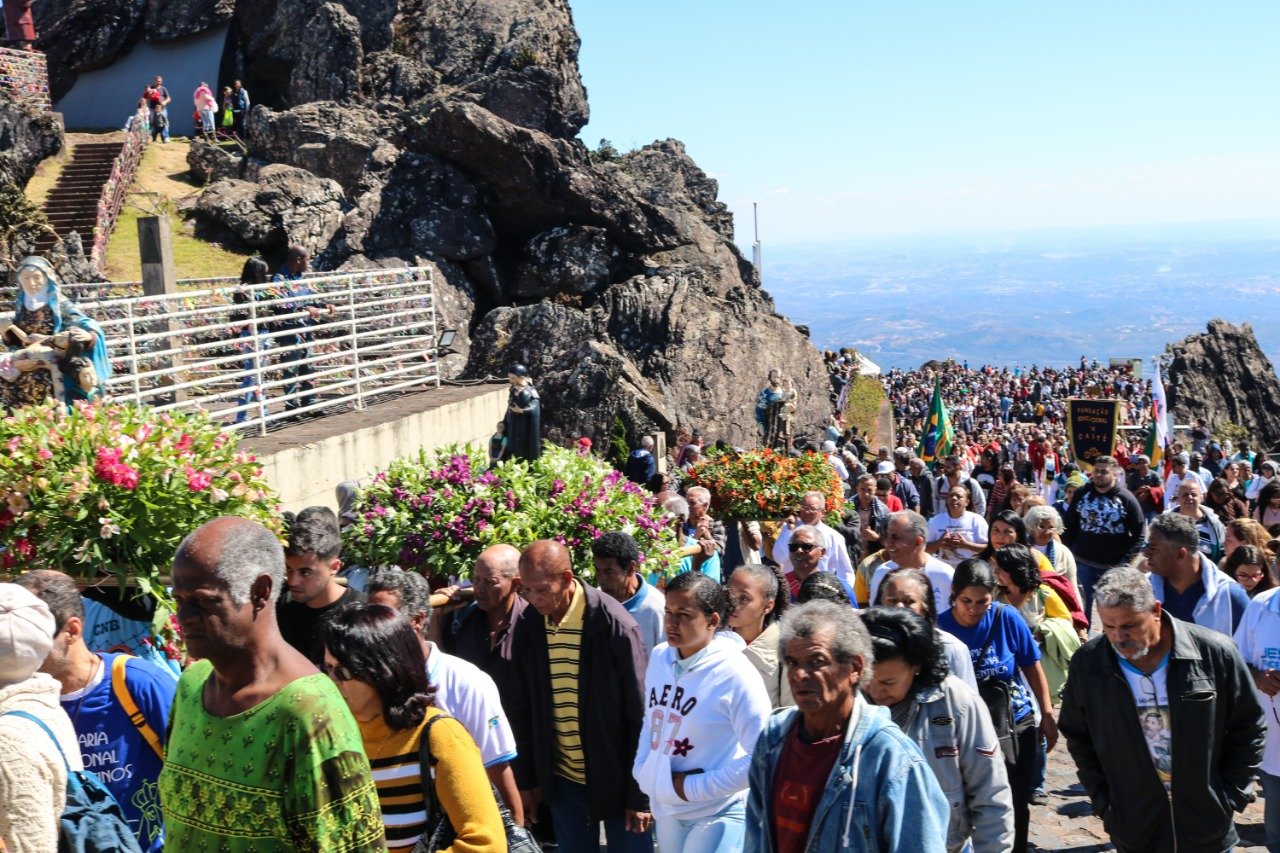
[
  {"left": 323, "top": 662, "right": 355, "bottom": 682},
  {"left": 1236, "top": 570, "right": 1265, "bottom": 582},
  {"left": 788, "top": 542, "right": 819, "bottom": 553}
]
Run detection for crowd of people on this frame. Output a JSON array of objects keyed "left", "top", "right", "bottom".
[
  {"left": 4, "top": 378, "right": 1280, "bottom": 851},
  {"left": 137, "top": 74, "right": 251, "bottom": 143}
]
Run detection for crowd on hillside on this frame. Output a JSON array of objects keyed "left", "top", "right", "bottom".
[{"left": 5, "top": 367, "right": 1280, "bottom": 852}]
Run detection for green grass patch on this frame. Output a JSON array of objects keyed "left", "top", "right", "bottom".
[
  {"left": 105, "top": 201, "right": 251, "bottom": 282},
  {"left": 843, "top": 373, "right": 886, "bottom": 440}
]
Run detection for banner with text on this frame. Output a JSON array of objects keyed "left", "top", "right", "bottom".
[{"left": 1067, "top": 398, "right": 1120, "bottom": 467}]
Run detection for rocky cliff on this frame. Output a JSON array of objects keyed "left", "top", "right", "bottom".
[
  {"left": 1166, "top": 319, "right": 1280, "bottom": 450},
  {"left": 34, "top": 0, "right": 828, "bottom": 447}
]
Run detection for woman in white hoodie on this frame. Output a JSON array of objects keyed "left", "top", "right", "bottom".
[{"left": 634, "top": 572, "right": 772, "bottom": 852}]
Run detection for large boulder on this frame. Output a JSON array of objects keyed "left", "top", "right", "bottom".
[
  {"left": 192, "top": 163, "right": 344, "bottom": 254},
  {"left": 246, "top": 102, "right": 397, "bottom": 196},
  {"left": 144, "top": 0, "right": 234, "bottom": 40},
  {"left": 1165, "top": 320, "right": 1280, "bottom": 449},
  {"left": 0, "top": 99, "right": 63, "bottom": 186},
  {"left": 186, "top": 137, "right": 244, "bottom": 183},
  {"left": 35, "top": 0, "right": 147, "bottom": 100},
  {"left": 288, "top": 3, "right": 364, "bottom": 105}
]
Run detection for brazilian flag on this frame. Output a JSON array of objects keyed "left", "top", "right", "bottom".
[{"left": 916, "top": 377, "right": 954, "bottom": 464}]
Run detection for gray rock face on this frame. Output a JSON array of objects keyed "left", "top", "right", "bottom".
[
  {"left": 186, "top": 137, "right": 244, "bottom": 183},
  {"left": 192, "top": 164, "right": 344, "bottom": 254},
  {"left": 1166, "top": 320, "right": 1280, "bottom": 450},
  {"left": 0, "top": 99, "right": 63, "bottom": 186},
  {"left": 35, "top": 0, "right": 147, "bottom": 100},
  {"left": 144, "top": 0, "right": 233, "bottom": 40},
  {"left": 509, "top": 225, "right": 616, "bottom": 301},
  {"left": 289, "top": 3, "right": 364, "bottom": 105}
]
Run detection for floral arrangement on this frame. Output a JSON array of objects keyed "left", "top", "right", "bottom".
[
  {"left": 344, "top": 443, "right": 682, "bottom": 581},
  {"left": 686, "top": 448, "right": 844, "bottom": 522},
  {"left": 0, "top": 400, "right": 280, "bottom": 593}
]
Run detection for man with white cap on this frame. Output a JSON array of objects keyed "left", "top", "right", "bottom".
[
  {"left": 878, "top": 458, "right": 920, "bottom": 513},
  {"left": 0, "top": 583, "right": 84, "bottom": 851},
  {"left": 821, "top": 439, "right": 850, "bottom": 482}
]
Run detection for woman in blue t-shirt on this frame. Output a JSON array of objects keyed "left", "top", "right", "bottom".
[{"left": 938, "top": 559, "right": 1057, "bottom": 853}]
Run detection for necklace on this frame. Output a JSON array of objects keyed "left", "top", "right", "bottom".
[{"left": 69, "top": 654, "right": 102, "bottom": 727}]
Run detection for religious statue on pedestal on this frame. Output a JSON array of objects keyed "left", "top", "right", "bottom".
[
  {"left": 1, "top": 256, "right": 111, "bottom": 410},
  {"left": 504, "top": 363, "right": 542, "bottom": 462}
]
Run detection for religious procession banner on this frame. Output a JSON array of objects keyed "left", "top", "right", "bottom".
[
  {"left": 916, "top": 376, "right": 954, "bottom": 464},
  {"left": 1066, "top": 398, "right": 1120, "bottom": 468}
]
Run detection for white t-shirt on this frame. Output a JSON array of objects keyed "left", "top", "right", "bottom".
[
  {"left": 926, "top": 511, "right": 989, "bottom": 568},
  {"left": 1233, "top": 588, "right": 1280, "bottom": 775},
  {"left": 868, "top": 556, "right": 955, "bottom": 616},
  {"left": 1119, "top": 655, "right": 1172, "bottom": 791},
  {"left": 425, "top": 642, "right": 518, "bottom": 768}
]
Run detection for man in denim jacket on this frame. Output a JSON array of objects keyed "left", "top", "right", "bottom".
[{"left": 745, "top": 602, "right": 948, "bottom": 852}]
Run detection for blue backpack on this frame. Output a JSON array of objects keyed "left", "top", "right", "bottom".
[{"left": 1, "top": 710, "right": 143, "bottom": 853}]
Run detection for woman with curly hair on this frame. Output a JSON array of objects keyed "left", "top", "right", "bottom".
[
  {"left": 321, "top": 603, "right": 503, "bottom": 851},
  {"left": 992, "top": 545, "right": 1082, "bottom": 700},
  {"left": 1225, "top": 517, "right": 1274, "bottom": 561},
  {"left": 727, "top": 563, "right": 792, "bottom": 707},
  {"left": 1255, "top": 480, "right": 1280, "bottom": 529},
  {"left": 861, "top": 606, "right": 1014, "bottom": 853}
]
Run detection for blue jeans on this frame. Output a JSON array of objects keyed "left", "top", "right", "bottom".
[
  {"left": 655, "top": 797, "right": 745, "bottom": 853},
  {"left": 549, "top": 776, "right": 653, "bottom": 853},
  {"left": 199, "top": 108, "right": 215, "bottom": 133},
  {"left": 1261, "top": 769, "right": 1280, "bottom": 852},
  {"left": 1076, "top": 558, "right": 1112, "bottom": 629},
  {"left": 278, "top": 336, "right": 315, "bottom": 411}
]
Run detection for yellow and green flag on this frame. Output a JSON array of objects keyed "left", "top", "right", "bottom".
[{"left": 917, "top": 377, "right": 954, "bottom": 465}]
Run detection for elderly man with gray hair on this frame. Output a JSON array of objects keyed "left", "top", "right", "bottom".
[
  {"left": 745, "top": 602, "right": 948, "bottom": 852},
  {"left": 773, "top": 489, "right": 857, "bottom": 590},
  {"left": 1058, "top": 567, "right": 1264, "bottom": 853},
  {"left": 160, "top": 517, "right": 383, "bottom": 849}
]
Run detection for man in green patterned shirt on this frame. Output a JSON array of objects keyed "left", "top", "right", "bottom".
[{"left": 160, "top": 516, "right": 383, "bottom": 851}]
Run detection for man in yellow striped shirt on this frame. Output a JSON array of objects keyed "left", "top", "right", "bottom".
[{"left": 510, "top": 540, "right": 653, "bottom": 853}]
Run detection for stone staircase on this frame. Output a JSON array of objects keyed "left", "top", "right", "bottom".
[{"left": 33, "top": 141, "right": 124, "bottom": 255}]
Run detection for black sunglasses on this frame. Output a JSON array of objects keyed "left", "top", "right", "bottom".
[
  {"left": 788, "top": 542, "right": 818, "bottom": 553},
  {"left": 323, "top": 662, "right": 355, "bottom": 682}
]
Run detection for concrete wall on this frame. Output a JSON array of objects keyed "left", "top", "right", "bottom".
[
  {"left": 259, "top": 387, "right": 508, "bottom": 514},
  {"left": 54, "top": 25, "right": 229, "bottom": 131}
]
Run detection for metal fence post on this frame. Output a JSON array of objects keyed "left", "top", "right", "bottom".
[
  {"left": 248, "top": 289, "right": 268, "bottom": 435},
  {"left": 124, "top": 300, "right": 141, "bottom": 401},
  {"left": 429, "top": 269, "right": 441, "bottom": 388},
  {"left": 348, "top": 275, "right": 363, "bottom": 410}
]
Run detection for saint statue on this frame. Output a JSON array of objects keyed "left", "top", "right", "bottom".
[
  {"left": 756, "top": 370, "right": 786, "bottom": 450},
  {"left": 1, "top": 256, "right": 111, "bottom": 410},
  {"left": 504, "top": 363, "right": 542, "bottom": 462}
]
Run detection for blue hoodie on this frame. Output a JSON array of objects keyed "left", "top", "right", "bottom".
[{"left": 746, "top": 697, "right": 949, "bottom": 852}]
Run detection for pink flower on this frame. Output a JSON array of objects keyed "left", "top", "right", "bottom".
[
  {"left": 37, "top": 448, "right": 52, "bottom": 460},
  {"left": 185, "top": 465, "right": 213, "bottom": 492}
]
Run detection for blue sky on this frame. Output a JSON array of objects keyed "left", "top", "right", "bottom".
[{"left": 574, "top": 2, "right": 1280, "bottom": 247}]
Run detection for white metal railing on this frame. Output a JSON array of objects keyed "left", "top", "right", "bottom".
[{"left": 61, "top": 266, "right": 441, "bottom": 434}]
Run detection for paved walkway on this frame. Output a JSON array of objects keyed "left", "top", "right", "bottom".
[{"left": 1032, "top": 736, "right": 1268, "bottom": 851}]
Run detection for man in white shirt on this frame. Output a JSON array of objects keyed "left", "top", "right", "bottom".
[
  {"left": 772, "top": 490, "right": 855, "bottom": 588},
  {"left": 1234, "top": 585, "right": 1280, "bottom": 851},
  {"left": 366, "top": 569, "right": 523, "bottom": 825},
  {"left": 1163, "top": 453, "right": 1192, "bottom": 510},
  {"left": 821, "top": 440, "right": 850, "bottom": 482},
  {"left": 869, "top": 511, "right": 955, "bottom": 614},
  {"left": 926, "top": 484, "right": 990, "bottom": 568}
]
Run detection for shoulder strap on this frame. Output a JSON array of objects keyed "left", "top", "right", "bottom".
[
  {"left": 417, "top": 713, "right": 454, "bottom": 820},
  {"left": 0, "top": 709, "right": 71, "bottom": 772},
  {"left": 111, "top": 655, "right": 165, "bottom": 761}
]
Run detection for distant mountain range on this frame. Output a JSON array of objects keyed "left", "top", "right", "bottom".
[{"left": 763, "top": 222, "right": 1280, "bottom": 371}]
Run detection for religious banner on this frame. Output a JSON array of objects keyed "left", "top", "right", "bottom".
[{"left": 1067, "top": 398, "right": 1120, "bottom": 467}]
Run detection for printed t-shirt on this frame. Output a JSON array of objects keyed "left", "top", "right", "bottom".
[
  {"left": 1119, "top": 654, "right": 1172, "bottom": 791},
  {"left": 277, "top": 585, "right": 365, "bottom": 664},
  {"left": 938, "top": 603, "right": 1040, "bottom": 722},
  {"left": 159, "top": 659, "right": 383, "bottom": 851},
  {"left": 547, "top": 580, "right": 587, "bottom": 783},
  {"left": 772, "top": 724, "right": 844, "bottom": 853},
  {"left": 1234, "top": 588, "right": 1280, "bottom": 775},
  {"left": 927, "top": 511, "right": 989, "bottom": 567},
  {"left": 80, "top": 591, "right": 181, "bottom": 678},
  {"left": 868, "top": 557, "right": 955, "bottom": 614},
  {"left": 424, "top": 641, "right": 518, "bottom": 768},
  {"left": 60, "top": 652, "right": 175, "bottom": 852}
]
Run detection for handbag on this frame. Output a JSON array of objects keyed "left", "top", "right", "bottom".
[
  {"left": 413, "top": 713, "right": 539, "bottom": 853},
  {"left": 0, "top": 710, "right": 144, "bottom": 853},
  {"left": 221, "top": 107, "right": 234, "bottom": 127},
  {"left": 973, "top": 604, "right": 1031, "bottom": 764}
]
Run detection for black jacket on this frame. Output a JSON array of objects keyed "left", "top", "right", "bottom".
[
  {"left": 509, "top": 581, "right": 650, "bottom": 819},
  {"left": 1058, "top": 614, "right": 1264, "bottom": 852},
  {"left": 1061, "top": 482, "right": 1145, "bottom": 567}
]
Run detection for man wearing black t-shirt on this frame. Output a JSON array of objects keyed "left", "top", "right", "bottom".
[{"left": 276, "top": 506, "right": 363, "bottom": 663}]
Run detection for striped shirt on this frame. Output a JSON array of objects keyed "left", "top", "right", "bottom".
[
  {"left": 359, "top": 713, "right": 428, "bottom": 851},
  {"left": 547, "top": 580, "right": 587, "bottom": 783}
]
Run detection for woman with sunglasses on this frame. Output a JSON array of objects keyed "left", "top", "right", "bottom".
[
  {"left": 1205, "top": 477, "right": 1249, "bottom": 522},
  {"left": 321, "top": 603, "right": 503, "bottom": 851},
  {"left": 938, "top": 559, "right": 1057, "bottom": 853},
  {"left": 861, "top": 606, "right": 1014, "bottom": 852}
]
